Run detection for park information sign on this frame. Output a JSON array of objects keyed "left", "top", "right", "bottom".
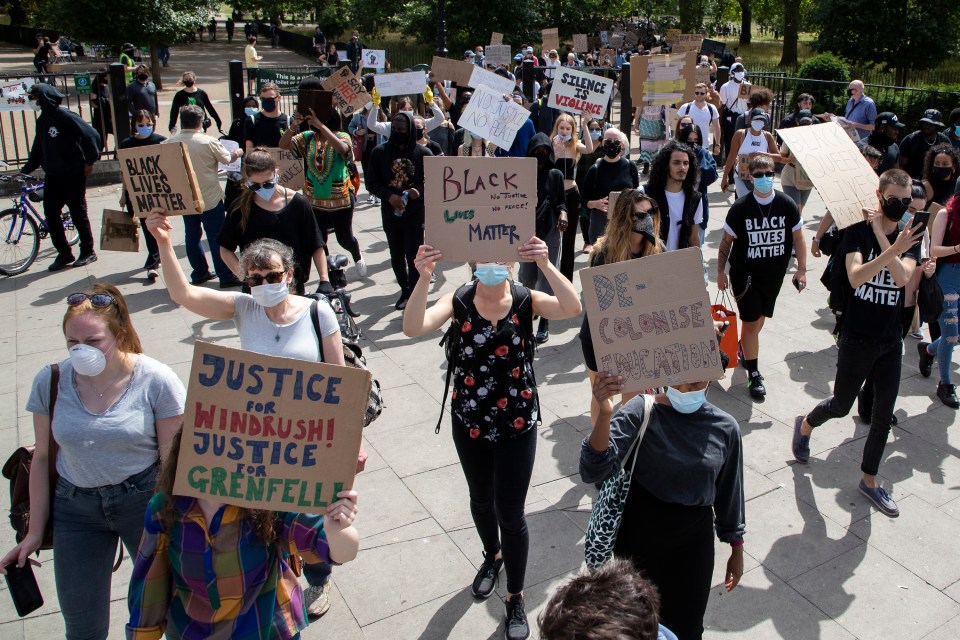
[
  {"left": 118, "top": 143, "right": 204, "bottom": 217},
  {"left": 549, "top": 67, "right": 614, "bottom": 117},
  {"left": 424, "top": 156, "right": 536, "bottom": 262},
  {"left": 777, "top": 122, "right": 879, "bottom": 229},
  {"left": 173, "top": 342, "right": 371, "bottom": 513},
  {"left": 458, "top": 84, "right": 531, "bottom": 150},
  {"left": 580, "top": 247, "right": 724, "bottom": 393}
]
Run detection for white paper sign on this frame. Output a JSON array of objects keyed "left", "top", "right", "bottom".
[
  {"left": 458, "top": 84, "right": 530, "bottom": 151},
  {"left": 361, "top": 49, "right": 386, "bottom": 70},
  {"left": 375, "top": 71, "right": 427, "bottom": 97},
  {"left": 217, "top": 139, "right": 241, "bottom": 174},
  {"left": 469, "top": 66, "right": 517, "bottom": 96},
  {"left": 0, "top": 78, "right": 35, "bottom": 112},
  {"left": 549, "top": 67, "right": 614, "bottom": 118}
]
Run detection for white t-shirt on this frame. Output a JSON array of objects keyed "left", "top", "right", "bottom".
[
  {"left": 233, "top": 294, "right": 339, "bottom": 363},
  {"left": 719, "top": 80, "right": 749, "bottom": 115},
  {"left": 679, "top": 101, "right": 719, "bottom": 145},
  {"left": 663, "top": 190, "right": 704, "bottom": 252}
]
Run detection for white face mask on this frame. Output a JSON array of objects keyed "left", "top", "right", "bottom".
[
  {"left": 251, "top": 280, "right": 289, "bottom": 307},
  {"left": 69, "top": 343, "right": 109, "bottom": 377},
  {"left": 750, "top": 120, "right": 765, "bottom": 132},
  {"left": 733, "top": 71, "right": 745, "bottom": 81}
]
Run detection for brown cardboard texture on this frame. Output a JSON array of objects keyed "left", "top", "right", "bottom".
[
  {"left": 119, "top": 142, "right": 204, "bottom": 217},
  {"left": 630, "top": 52, "right": 696, "bottom": 106},
  {"left": 99, "top": 209, "right": 139, "bottom": 252},
  {"left": 542, "top": 28, "right": 560, "bottom": 52},
  {"left": 321, "top": 68, "right": 369, "bottom": 115},
  {"left": 573, "top": 34, "right": 588, "bottom": 52},
  {"left": 491, "top": 32, "right": 503, "bottom": 45},
  {"left": 266, "top": 148, "right": 305, "bottom": 192},
  {"left": 431, "top": 56, "right": 475, "bottom": 86},
  {"left": 172, "top": 341, "right": 370, "bottom": 513},
  {"left": 777, "top": 122, "right": 880, "bottom": 229},
  {"left": 579, "top": 247, "right": 723, "bottom": 393},
  {"left": 424, "top": 156, "right": 536, "bottom": 262}
]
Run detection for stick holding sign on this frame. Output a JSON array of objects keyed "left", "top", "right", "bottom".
[
  {"left": 458, "top": 84, "right": 530, "bottom": 151},
  {"left": 549, "top": 67, "right": 614, "bottom": 118}
]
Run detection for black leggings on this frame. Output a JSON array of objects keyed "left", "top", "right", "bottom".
[
  {"left": 615, "top": 484, "right": 715, "bottom": 640},
  {"left": 380, "top": 207, "right": 424, "bottom": 294},
  {"left": 314, "top": 203, "right": 361, "bottom": 262},
  {"left": 452, "top": 422, "right": 536, "bottom": 594},
  {"left": 559, "top": 186, "right": 580, "bottom": 281}
]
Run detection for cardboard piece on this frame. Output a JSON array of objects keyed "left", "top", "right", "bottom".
[
  {"left": 361, "top": 49, "right": 386, "bottom": 70},
  {"left": 265, "top": 148, "right": 305, "bottom": 192},
  {"left": 321, "top": 66, "right": 369, "bottom": 116},
  {"left": 458, "top": 84, "right": 531, "bottom": 151},
  {"left": 99, "top": 209, "right": 139, "bottom": 252},
  {"left": 610, "top": 33, "right": 625, "bottom": 47},
  {"left": 600, "top": 49, "right": 616, "bottom": 67},
  {"left": 431, "top": 56, "right": 475, "bottom": 86},
  {"left": 375, "top": 71, "right": 426, "bottom": 97},
  {"left": 607, "top": 191, "right": 622, "bottom": 218},
  {"left": 469, "top": 66, "right": 517, "bottom": 96},
  {"left": 579, "top": 247, "right": 724, "bottom": 393},
  {"left": 674, "top": 34, "right": 705, "bottom": 53},
  {"left": 172, "top": 341, "right": 370, "bottom": 513},
  {"left": 484, "top": 45, "right": 512, "bottom": 68},
  {"left": 296, "top": 89, "right": 333, "bottom": 120},
  {"left": 542, "top": 28, "right": 560, "bottom": 52},
  {"left": 424, "top": 156, "right": 537, "bottom": 262},
  {"left": 665, "top": 29, "right": 681, "bottom": 43},
  {"left": 549, "top": 67, "right": 614, "bottom": 118},
  {"left": 573, "top": 34, "right": 588, "bottom": 52},
  {"left": 696, "top": 65, "right": 711, "bottom": 85},
  {"left": 700, "top": 38, "right": 725, "bottom": 58},
  {"left": 118, "top": 142, "right": 204, "bottom": 217},
  {"left": 777, "top": 122, "right": 879, "bottom": 229},
  {"left": 491, "top": 32, "right": 503, "bottom": 45},
  {"left": 629, "top": 52, "right": 696, "bottom": 107},
  {"left": 218, "top": 140, "right": 242, "bottom": 174}
]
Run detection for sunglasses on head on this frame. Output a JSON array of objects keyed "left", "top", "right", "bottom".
[
  {"left": 247, "top": 180, "right": 276, "bottom": 191},
  {"left": 243, "top": 271, "right": 287, "bottom": 287},
  {"left": 883, "top": 195, "right": 913, "bottom": 206},
  {"left": 751, "top": 171, "right": 775, "bottom": 179},
  {"left": 67, "top": 292, "right": 116, "bottom": 308}
]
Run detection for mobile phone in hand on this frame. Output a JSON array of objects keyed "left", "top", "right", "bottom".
[
  {"left": 792, "top": 277, "right": 802, "bottom": 291},
  {"left": 4, "top": 561, "right": 43, "bottom": 617},
  {"left": 911, "top": 210, "right": 931, "bottom": 235}
]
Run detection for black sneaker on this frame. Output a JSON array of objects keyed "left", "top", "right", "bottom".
[
  {"left": 504, "top": 594, "right": 529, "bottom": 640},
  {"left": 748, "top": 373, "right": 766, "bottom": 400},
  {"left": 937, "top": 383, "right": 960, "bottom": 409},
  {"left": 395, "top": 291, "right": 410, "bottom": 311},
  {"left": 918, "top": 342, "right": 934, "bottom": 378},
  {"left": 792, "top": 415, "right": 810, "bottom": 464},
  {"left": 471, "top": 551, "right": 503, "bottom": 599},
  {"left": 191, "top": 273, "right": 216, "bottom": 285},
  {"left": 71, "top": 253, "right": 98, "bottom": 267},
  {"left": 48, "top": 253, "right": 75, "bottom": 272}
]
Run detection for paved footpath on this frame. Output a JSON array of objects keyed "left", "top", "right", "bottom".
[{"left": 1, "top": 37, "right": 960, "bottom": 640}]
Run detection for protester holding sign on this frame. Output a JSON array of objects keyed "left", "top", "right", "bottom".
[
  {"left": 550, "top": 113, "right": 594, "bottom": 281},
  {"left": 402, "top": 237, "right": 581, "bottom": 640},
  {"left": 720, "top": 109, "right": 782, "bottom": 197},
  {"left": 366, "top": 88, "right": 444, "bottom": 137},
  {"left": 0, "top": 284, "right": 186, "bottom": 640},
  {"left": 581, "top": 127, "right": 639, "bottom": 243},
  {"left": 126, "top": 430, "right": 360, "bottom": 639},
  {"left": 118, "top": 109, "right": 166, "bottom": 280}
]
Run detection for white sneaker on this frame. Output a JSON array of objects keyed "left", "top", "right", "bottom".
[
  {"left": 356, "top": 258, "right": 367, "bottom": 278},
  {"left": 304, "top": 583, "right": 331, "bottom": 618},
  {"left": 146, "top": 268, "right": 159, "bottom": 280},
  {"left": 372, "top": 196, "right": 381, "bottom": 205}
]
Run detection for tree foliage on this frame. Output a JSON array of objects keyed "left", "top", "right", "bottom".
[{"left": 38, "top": 0, "right": 218, "bottom": 45}]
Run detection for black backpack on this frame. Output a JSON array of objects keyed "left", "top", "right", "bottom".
[{"left": 435, "top": 281, "right": 537, "bottom": 433}]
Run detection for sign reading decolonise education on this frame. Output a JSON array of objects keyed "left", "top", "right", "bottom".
[
  {"left": 173, "top": 342, "right": 371, "bottom": 512},
  {"left": 458, "top": 84, "right": 531, "bottom": 150},
  {"left": 580, "top": 248, "right": 724, "bottom": 394},
  {"left": 548, "top": 67, "right": 614, "bottom": 117},
  {"left": 424, "top": 156, "right": 536, "bottom": 262}
]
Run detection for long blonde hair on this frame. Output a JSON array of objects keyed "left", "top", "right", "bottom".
[
  {"left": 550, "top": 113, "right": 580, "bottom": 156},
  {"left": 232, "top": 147, "right": 277, "bottom": 232},
  {"left": 591, "top": 190, "right": 662, "bottom": 265}
]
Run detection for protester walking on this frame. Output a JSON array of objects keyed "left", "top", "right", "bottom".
[
  {"left": 168, "top": 71, "right": 223, "bottom": 134},
  {"left": 118, "top": 109, "right": 165, "bottom": 279},
  {"left": 581, "top": 127, "right": 639, "bottom": 244}
]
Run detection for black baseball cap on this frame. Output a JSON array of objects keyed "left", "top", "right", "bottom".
[
  {"left": 875, "top": 112, "right": 905, "bottom": 128},
  {"left": 919, "top": 109, "right": 945, "bottom": 127}
]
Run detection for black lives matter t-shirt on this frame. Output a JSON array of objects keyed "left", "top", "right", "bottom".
[
  {"left": 723, "top": 191, "right": 802, "bottom": 275},
  {"left": 840, "top": 221, "right": 921, "bottom": 340}
]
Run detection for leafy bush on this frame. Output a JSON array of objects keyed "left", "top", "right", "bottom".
[
  {"left": 870, "top": 83, "right": 960, "bottom": 131},
  {"left": 795, "top": 53, "right": 851, "bottom": 114}
]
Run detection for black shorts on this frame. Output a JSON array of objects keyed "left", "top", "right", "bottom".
[
  {"left": 247, "top": 68, "right": 257, "bottom": 82},
  {"left": 580, "top": 315, "right": 598, "bottom": 372},
  {"left": 731, "top": 271, "right": 785, "bottom": 322}
]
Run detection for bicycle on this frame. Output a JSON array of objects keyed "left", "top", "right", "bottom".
[{"left": 0, "top": 174, "right": 79, "bottom": 275}]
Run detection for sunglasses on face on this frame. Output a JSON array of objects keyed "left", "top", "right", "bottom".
[
  {"left": 883, "top": 195, "right": 913, "bottom": 206},
  {"left": 67, "top": 292, "right": 116, "bottom": 308},
  {"left": 694, "top": 91, "right": 706, "bottom": 96},
  {"left": 247, "top": 180, "right": 276, "bottom": 191},
  {"left": 751, "top": 171, "right": 775, "bottom": 179},
  {"left": 634, "top": 206, "right": 658, "bottom": 216},
  {"left": 243, "top": 271, "right": 286, "bottom": 287}
]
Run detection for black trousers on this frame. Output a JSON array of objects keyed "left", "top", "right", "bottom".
[
  {"left": 44, "top": 173, "right": 94, "bottom": 256},
  {"left": 380, "top": 207, "right": 423, "bottom": 294},
  {"left": 314, "top": 202, "right": 361, "bottom": 262},
  {"left": 808, "top": 335, "right": 902, "bottom": 476},
  {"left": 615, "top": 484, "right": 715, "bottom": 640},
  {"left": 559, "top": 186, "right": 580, "bottom": 281},
  {"left": 452, "top": 422, "right": 536, "bottom": 595}
]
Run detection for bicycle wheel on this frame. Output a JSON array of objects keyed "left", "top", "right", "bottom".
[
  {"left": 0, "top": 208, "right": 40, "bottom": 275},
  {"left": 61, "top": 211, "right": 80, "bottom": 247}
]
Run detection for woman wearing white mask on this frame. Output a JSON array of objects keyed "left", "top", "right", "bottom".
[
  {"left": 720, "top": 108, "right": 782, "bottom": 197},
  {"left": 0, "top": 283, "right": 186, "bottom": 640}
]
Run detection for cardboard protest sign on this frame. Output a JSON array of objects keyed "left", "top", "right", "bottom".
[
  {"left": 321, "top": 66, "right": 369, "bottom": 115},
  {"left": 696, "top": 65, "right": 711, "bottom": 85},
  {"left": 218, "top": 139, "right": 242, "bottom": 174},
  {"left": 458, "top": 84, "right": 531, "bottom": 151},
  {"left": 296, "top": 89, "right": 333, "bottom": 120},
  {"left": 665, "top": 29, "right": 681, "bottom": 43},
  {"left": 424, "top": 156, "right": 536, "bottom": 262},
  {"left": 600, "top": 49, "right": 616, "bottom": 67},
  {"left": 542, "top": 28, "right": 560, "bottom": 52},
  {"left": 484, "top": 45, "right": 512, "bottom": 68},
  {"left": 777, "top": 122, "right": 879, "bottom": 229},
  {"left": 469, "top": 66, "right": 517, "bottom": 96},
  {"left": 375, "top": 71, "right": 426, "bottom": 97},
  {"left": 361, "top": 49, "right": 386, "bottom": 70},
  {"left": 491, "top": 32, "right": 503, "bottom": 45},
  {"left": 607, "top": 191, "right": 621, "bottom": 218},
  {"left": 549, "top": 67, "right": 614, "bottom": 118},
  {"left": 99, "top": 209, "right": 139, "bottom": 252},
  {"left": 173, "top": 341, "right": 370, "bottom": 513},
  {"left": 118, "top": 143, "right": 204, "bottom": 217},
  {"left": 674, "top": 34, "right": 705, "bottom": 53},
  {"left": 266, "top": 148, "right": 305, "bottom": 192},
  {"left": 629, "top": 52, "right": 696, "bottom": 106},
  {"left": 610, "top": 33, "right": 625, "bottom": 47},
  {"left": 700, "top": 38, "right": 725, "bottom": 58},
  {"left": 580, "top": 247, "right": 724, "bottom": 393},
  {"left": 573, "top": 34, "right": 588, "bottom": 52},
  {"left": 431, "top": 56, "right": 474, "bottom": 86}
]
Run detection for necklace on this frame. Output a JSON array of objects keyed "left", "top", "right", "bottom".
[{"left": 78, "top": 363, "right": 130, "bottom": 399}]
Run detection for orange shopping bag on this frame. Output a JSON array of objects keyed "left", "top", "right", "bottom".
[{"left": 712, "top": 291, "right": 739, "bottom": 369}]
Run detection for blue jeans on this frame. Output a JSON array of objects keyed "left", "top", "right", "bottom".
[
  {"left": 53, "top": 462, "right": 159, "bottom": 640},
  {"left": 183, "top": 200, "right": 234, "bottom": 284},
  {"left": 930, "top": 263, "right": 960, "bottom": 384}
]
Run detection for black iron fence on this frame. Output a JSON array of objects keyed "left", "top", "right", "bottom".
[{"left": 749, "top": 61, "right": 960, "bottom": 88}]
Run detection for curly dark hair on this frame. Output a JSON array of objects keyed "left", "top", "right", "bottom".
[
  {"left": 922, "top": 143, "right": 960, "bottom": 184},
  {"left": 647, "top": 141, "right": 699, "bottom": 195}
]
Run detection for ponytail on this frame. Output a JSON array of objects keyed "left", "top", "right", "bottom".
[{"left": 232, "top": 147, "right": 277, "bottom": 232}]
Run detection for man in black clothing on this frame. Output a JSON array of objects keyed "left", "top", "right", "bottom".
[
  {"left": 899, "top": 109, "right": 950, "bottom": 179},
  {"left": 366, "top": 112, "right": 431, "bottom": 309},
  {"left": 126, "top": 64, "right": 159, "bottom": 126},
  {"left": 857, "top": 112, "right": 905, "bottom": 173},
  {"left": 22, "top": 83, "right": 101, "bottom": 271},
  {"left": 243, "top": 81, "right": 290, "bottom": 149},
  {"left": 346, "top": 30, "right": 363, "bottom": 74},
  {"left": 717, "top": 155, "right": 806, "bottom": 400},
  {"left": 225, "top": 18, "right": 235, "bottom": 43}
]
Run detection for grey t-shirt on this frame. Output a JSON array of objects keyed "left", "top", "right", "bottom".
[
  {"left": 26, "top": 355, "right": 186, "bottom": 488},
  {"left": 233, "top": 293, "right": 339, "bottom": 362}
]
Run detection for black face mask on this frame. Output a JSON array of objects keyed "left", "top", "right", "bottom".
[
  {"left": 933, "top": 166, "right": 953, "bottom": 180},
  {"left": 137, "top": 73, "right": 148, "bottom": 81},
  {"left": 261, "top": 98, "right": 277, "bottom": 112},
  {"left": 881, "top": 195, "right": 910, "bottom": 221},
  {"left": 602, "top": 140, "right": 622, "bottom": 158},
  {"left": 184, "top": 80, "right": 195, "bottom": 87},
  {"left": 415, "top": 127, "right": 425, "bottom": 140},
  {"left": 847, "top": 88, "right": 855, "bottom": 96}
]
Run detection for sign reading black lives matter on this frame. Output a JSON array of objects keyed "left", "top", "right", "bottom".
[
  {"left": 118, "top": 143, "right": 205, "bottom": 217},
  {"left": 549, "top": 67, "right": 614, "bottom": 117},
  {"left": 580, "top": 248, "right": 724, "bottom": 393}
]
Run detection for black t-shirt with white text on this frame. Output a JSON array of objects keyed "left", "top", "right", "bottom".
[
  {"left": 840, "top": 221, "right": 921, "bottom": 340},
  {"left": 723, "top": 191, "right": 802, "bottom": 275}
]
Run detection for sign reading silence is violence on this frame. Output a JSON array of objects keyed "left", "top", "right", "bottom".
[
  {"left": 173, "top": 342, "right": 371, "bottom": 513},
  {"left": 548, "top": 67, "right": 614, "bottom": 118}
]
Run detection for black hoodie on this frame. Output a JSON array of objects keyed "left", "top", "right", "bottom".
[
  {"left": 527, "top": 132, "right": 566, "bottom": 239},
  {"left": 366, "top": 112, "right": 432, "bottom": 216},
  {"left": 22, "top": 84, "right": 101, "bottom": 177}
]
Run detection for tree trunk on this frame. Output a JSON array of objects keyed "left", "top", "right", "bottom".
[
  {"left": 779, "top": 0, "right": 799, "bottom": 66},
  {"left": 149, "top": 43, "right": 162, "bottom": 91},
  {"left": 738, "top": 0, "right": 752, "bottom": 45},
  {"left": 8, "top": 0, "right": 27, "bottom": 25}
]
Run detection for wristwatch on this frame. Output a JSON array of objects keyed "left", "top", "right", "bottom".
[{"left": 812, "top": 237, "right": 821, "bottom": 244}]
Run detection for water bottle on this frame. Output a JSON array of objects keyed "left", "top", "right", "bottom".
[{"left": 393, "top": 190, "right": 409, "bottom": 217}]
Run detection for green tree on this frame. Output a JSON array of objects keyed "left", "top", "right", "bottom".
[
  {"left": 736, "top": 0, "right": 751, "bottom": 44},
  {"left": 779, "top": 0, "right": 799, "bottom": 66},
  {"left": 678, "top": 0, "right": 709, "bottom": 32}
]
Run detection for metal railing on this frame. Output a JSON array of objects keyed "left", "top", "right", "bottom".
[{"left": 748, "top": 61, "right": 960, "bottom": 88}]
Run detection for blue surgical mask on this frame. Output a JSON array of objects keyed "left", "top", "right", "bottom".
[
  {"left": 753, "top": 176, "right": 774, "bottom": 193},
  {"left": 248, "top": 182, "right": 277, "bottom": 201},
  {"left": 666, "top": 386, "right": 707, "bottom": 414},
  {"left": 245, "top": 107, "right": 258, "bottom": 117},
  {"left": 136, "top": 125, "right": 153, "bottom": 138},
  {"left": 590, "top": 130, "right": 601, "bottom": 140},
  {"left": 474, "top": 263, "right": 509, "bottom": 286},
  {"left": 560, "top": 134, "right": 572, "bottom": 142},
  {"left": 954, "top": 125, "right": 960, "bottom": 137}
]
